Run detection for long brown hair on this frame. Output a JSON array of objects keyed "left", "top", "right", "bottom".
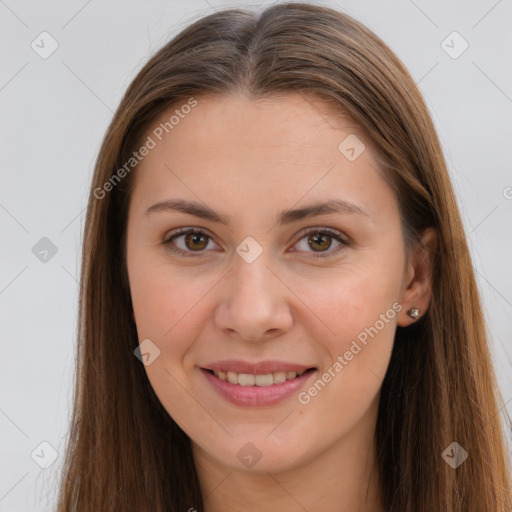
[{"left": 57, "top": 3, "right": 512, "bottom": 511}]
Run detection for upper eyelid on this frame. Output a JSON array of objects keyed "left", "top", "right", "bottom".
[
  {"left": 164, "top": 227, "right": 218, "bottom": 244},
  {"left": 164, "top": 225, "right": 346, "bottom": 240}
]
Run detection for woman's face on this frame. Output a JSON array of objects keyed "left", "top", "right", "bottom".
[{"left": 126, "top": 92, "right": 419, "bottom": 473}]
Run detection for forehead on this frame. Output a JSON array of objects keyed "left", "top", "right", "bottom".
[
  {"left": 150, "top": 92, "right": 369, "bottom": 156},
  {"left": 129, "top": 92, "right": 397, "bottom": 225}
]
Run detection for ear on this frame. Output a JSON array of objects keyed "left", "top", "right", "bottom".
[{"left": 397, "top": 227, "right": 438, "bottom": 327}]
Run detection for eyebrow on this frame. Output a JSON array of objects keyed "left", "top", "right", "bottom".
[{"left": 144, "top": 198, "right": 369, "bottom": 226}]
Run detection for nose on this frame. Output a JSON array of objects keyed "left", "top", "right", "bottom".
[{"left": 213, "top": 254, "right": 293, "bottom": 342}]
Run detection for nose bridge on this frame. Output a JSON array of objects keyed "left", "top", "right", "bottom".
[
  {"left": 214, "top": 246, "right": 292, "bottom": 341},
  {"left": 231, "top": 249, "right": 275, "bottom": 310},
  {"left": 231, "top": 233, "right": 274, "bottom": 294}
]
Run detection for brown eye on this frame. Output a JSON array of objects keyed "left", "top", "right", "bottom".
[
  {"left": 307, "top": 232, "right": 333, "bottom": 252},
  {"left": 163, "top": 227, "right": 348, "bottom": 259},
  {"left": 163, "top": 228, "right": 218, "bottom": 256},
  {"left": 184, "top": 232, "right": 209, "bottom": 251},
  {"left": 293, "top": 228, "right": 348, "bottom": 258}
]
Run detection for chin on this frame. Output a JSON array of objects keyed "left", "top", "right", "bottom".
[{"left": 193, "top": 431, "right": 318, "bottom": 474}]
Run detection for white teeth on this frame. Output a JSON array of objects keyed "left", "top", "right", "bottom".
[
  {"left": 238, "top": 374, "right": 255, "bottom": 386},
  {"left": 272, "top": 371, "right": 287, "bottom": 384},
  {"left": 212, "top": 369, "right": 309, "bottom": 386},
  {"left": 255, "top": 374, "right": 274, "bottom": 386},
  {"left": 226, "top": 371, "right": 238, "bottom": 384}
]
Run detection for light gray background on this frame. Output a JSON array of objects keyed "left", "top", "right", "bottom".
[{"left": 1, "top": 1, "right": 511, "bottom": 510}]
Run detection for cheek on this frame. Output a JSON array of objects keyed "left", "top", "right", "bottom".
[
  {"left": 129, "top": 259, "right": 218, "bottom": 361},
  {"left": 128, "top": 260, "right": 216, "bottom": 430},
  {"left": 291, "top": 261, "right": 400, "bottom": 399},
  {"left": 294, "top": 262, "right": 401, "bottom": 344}
]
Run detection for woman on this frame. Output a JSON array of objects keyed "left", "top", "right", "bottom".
[{"left": 57, "top": 3, "right": 512, "bottom": 511}]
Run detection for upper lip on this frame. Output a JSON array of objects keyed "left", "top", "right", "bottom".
[{"left": 201, "top": 360, "right": 316, "bottom": 375}]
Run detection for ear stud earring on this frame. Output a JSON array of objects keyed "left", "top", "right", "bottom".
[{"left": 407, "top": 308, "right": 420, "bottom": 320}]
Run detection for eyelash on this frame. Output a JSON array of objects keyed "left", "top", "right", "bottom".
[{"left": 161, "top": 227, "right": 349, "bottom": 259}]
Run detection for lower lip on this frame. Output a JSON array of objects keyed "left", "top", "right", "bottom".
[{"left": 200, "top": 368, "right": 317, "bottom": 407}]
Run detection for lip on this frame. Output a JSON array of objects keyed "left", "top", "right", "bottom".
[
  {"left": 202, "top": 359, "right": 314, "bottom": 375},
  {"left": 199, "top": 364, "right": 317, "bottom": 407}
]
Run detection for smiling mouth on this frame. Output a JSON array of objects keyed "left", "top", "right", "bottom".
[{"left": 204, "top": 368, "right": 316, "bottom": 386}]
